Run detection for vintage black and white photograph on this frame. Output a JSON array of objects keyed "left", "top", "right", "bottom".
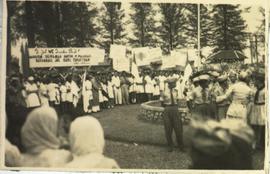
[{"left": 2, "top": 0, "right": 268, "bottom": 171}]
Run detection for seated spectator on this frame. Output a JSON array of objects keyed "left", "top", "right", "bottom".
[
  {"left": 5, "top": 139, "right": 22, "bottom": 167},
  {"left": 20, "top": 106, "right": 72, "bottom": 167},
  {"left": 189, "top": 119, "right": 254, "bottom": 169},
  {"left": 65, "top": 116, "right": 119, "bottom": 169}
]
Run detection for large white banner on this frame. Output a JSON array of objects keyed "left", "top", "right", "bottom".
[
  {"left": 133, "top": 47, "right": 150, "bottom": 66},
  {"left": 171, "top": 49, "right": 187, "bottom": 66},
  {"left": 29, "top": 47, "right": 105, "bottom": 68},
  {"left": 148, "top": 47, "right": 162, "bottom": 62},
  {"left": 109, "top": 44, "right": 127, "bottom": 59},
  {"left": 161, "top": 55, "right": 175, "bottom": 69},
  {"left": 113, "top": 57, "right": 130, "bottom": 72}
]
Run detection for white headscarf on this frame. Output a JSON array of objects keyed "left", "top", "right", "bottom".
[
  {"left": 21, "top": 106, "right": 60, "bottom": 154},
  {"left": 69, "top": 116, "right": 105, "bottom": 156}
]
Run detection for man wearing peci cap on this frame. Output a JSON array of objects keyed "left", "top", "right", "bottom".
[{"left": 160, "top": 77, "right": 184, "bottom": 152}]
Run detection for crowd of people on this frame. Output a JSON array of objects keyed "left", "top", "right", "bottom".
[{"left": 5, "top": 62, "right": 266, "bottom": 169}]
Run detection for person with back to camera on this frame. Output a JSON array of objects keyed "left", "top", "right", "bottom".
[
  {"left": 20, "top": 106, "right": 72, "bottom": 167},
  {"left": 160, "top": 77, "right": 184, "bottom": 152},
  {"left": 65, "top": 116, "right": 119, "bottom": 169}
]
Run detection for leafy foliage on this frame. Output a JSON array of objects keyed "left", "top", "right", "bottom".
[
  {"left": 129, "top": 3, "right": 157, "bottom": 47},
  {"left": 158, "top": 3, "right": 187, "bottom": 53},
  {"left": 209, "top": 4, "right": 247, "bottom": 52}
]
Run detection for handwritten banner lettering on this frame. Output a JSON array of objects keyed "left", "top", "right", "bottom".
[{"left": 29, "top": 47, "right": 105, "bottom": 68}]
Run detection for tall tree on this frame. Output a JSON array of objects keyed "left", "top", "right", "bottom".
[
  {"left": 158, "top": 3, "right": 187, "bottom": 53},
  {"left": 7, "top": 1, "right": 26, "bottom": 74},
  {"left": 101, "top": 2, "right": 126, "bottom": 52},
  {"left": 210, "top": 4, "right": 247, "bottom": 52},
  {"left": 184, "top": 4, "right": 211, "bottom": 48},
  {"left": 60, "top": 2, "right": 99, "bottom": 47},
  {"left": 129, "top": 3, "right": 157, "bottom": 47}
]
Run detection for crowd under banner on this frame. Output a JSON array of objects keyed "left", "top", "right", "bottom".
[{"left": 28, "top": 47, "right": 105, "bottom": 68}]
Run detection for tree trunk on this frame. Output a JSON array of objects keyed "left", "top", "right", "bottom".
[
  {"left": 56, "top": 2, "right": 64, "bottom": 47},
  {"left": 25, "top": 1, "right": 35, "bottom": 47},
  {"left": 223, "top": 6, "right": 228, "bottom": 50}
]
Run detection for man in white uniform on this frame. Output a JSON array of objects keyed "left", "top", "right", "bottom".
[
  {"left": 83, "top": 75, "right": 93, "bottom": 113},
  {"left": 112, "top": 72, "right": 122, "bottom": 105}
]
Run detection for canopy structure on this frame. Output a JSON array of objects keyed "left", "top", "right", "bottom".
[{"left": 206, "top": 50, "right": 247, "bottom": 63}]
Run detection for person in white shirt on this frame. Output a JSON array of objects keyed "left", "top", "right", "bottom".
[
  {"left": 65, "top": 75, "right": 73, "bottom": 115},
  {"left": 135, "top": 73, "right": 144, "bottom": 103},
  {"left": 38, "top": 78, "right": 49, "bottom": 106},
  {"left": 71, "top": 77, "right": 80, "bottom": 109},
  {"left": 101, "top": 78, "right": 109, "bottom": 109},
  {"left": 159, "top": 72, "right": 166, "bottom": 92},
  {"left": 112, "top": 72, "right": 122, "bottom": 105},
  {"left": 60, "top": 79, "right": 68, "bottom": 114},
  {"left": 128, "top": 74, "right": 137, "bottom": 104},
  {"left": 47, "top": 78, "right": 59, "bottom": 108},
  {"left": 91, "top": 74, "right": 101, "bottom": 113},
  {"left": 25, "top": 76, "right": 41, "bottom": 110},
  {"left": 152, "top": 77, "right": 160, "bottom": 100},
  {"left": 144, "top": 72, "right": 153, "bottom": 101},
  {"left": 83, "top": 75, "right": 93, "bottom": 113},
  {"left": 107, "top": 76, "right": 114, "bottom": 108}
]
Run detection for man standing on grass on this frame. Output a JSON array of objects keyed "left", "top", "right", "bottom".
[{"left": 161, "top": 78, "right": 184, "bottom": 152}]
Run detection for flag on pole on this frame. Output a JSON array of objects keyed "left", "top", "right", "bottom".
[
  {"left": 182, "top": 63, "right": 193, "bottom": 84},
  {"left": 81, "top": 70, "right": 87, "bottom": 97}
]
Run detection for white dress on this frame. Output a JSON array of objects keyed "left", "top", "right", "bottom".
[
  {"left": 136, "top": 76, "right": 144, "bottom": 93},
  {"left": 39, "top": 83, "right": 49, "bottom": 106},
  {"left": 144, "top": 75, "right": 153, "bottom": 94},
  {"left": 47, "top": 83, "right": 58, "bottom": 102},
  {"left": 25, "top": 83, "right": 41, "bottom": 108},
  {"left": 112, "top": 76, "right": 122, "bottom": 105},
  {"left": 60, "top": 85, "right": 67, "bottom": 102},
  {"left": 153, "top": 79, "right": 160, "bottom": 96},
  {"left": 71, "top": 81, "right": 80, "bottom": 107},
  {"left": 65, "top": 81, "right": 73, "bottom": 103},
  {"left": 159, "top": 75, "right": 166, "bottom": 92},
  {"left": 107, "top": 81, "right": 114, "bottom": 99},
  {"left": 129, "top": 77, "right": 137, "bottom": 93},
  {"left": 83, "top": 80, "right": 93, "bottom": 112}
]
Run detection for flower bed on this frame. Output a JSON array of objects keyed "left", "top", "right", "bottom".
[{"left": 139, "top": 100, "right": 190, "bottom": 124}]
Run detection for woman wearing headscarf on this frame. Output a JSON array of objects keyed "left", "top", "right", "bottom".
[
  {"left": 20, "top": 106, "right": 72, "bottom": 167},
  {"left": 5, "top": 139, "right": 22, "bottom": 167},
  {"left": 65, "top": 116, "right": 119, "bottom": 169}
]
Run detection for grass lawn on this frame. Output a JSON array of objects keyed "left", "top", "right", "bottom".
[
  {"left": 91, "top": 104, "right": 265, "bottom": 169},
  {"left": 104, "top": 140, "right": 192, "bottom": 169},
  {"left": 104, "top": 140, "right": 264, "bottom": 169},
  {"left": 93, "top": 104, "right": 191, "bottom": 146}
]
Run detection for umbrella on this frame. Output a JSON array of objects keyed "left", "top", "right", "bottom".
[{"left": 206, "top": 50, "right": 247, "bottom": 63}]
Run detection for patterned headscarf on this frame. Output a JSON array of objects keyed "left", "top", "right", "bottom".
[{"left": 21, "top": 106, "right": 60, "bottom": 154}]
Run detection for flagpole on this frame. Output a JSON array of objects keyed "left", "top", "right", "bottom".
[{"left": 197, "top": 4, "right": 201, "bottom": 66}]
